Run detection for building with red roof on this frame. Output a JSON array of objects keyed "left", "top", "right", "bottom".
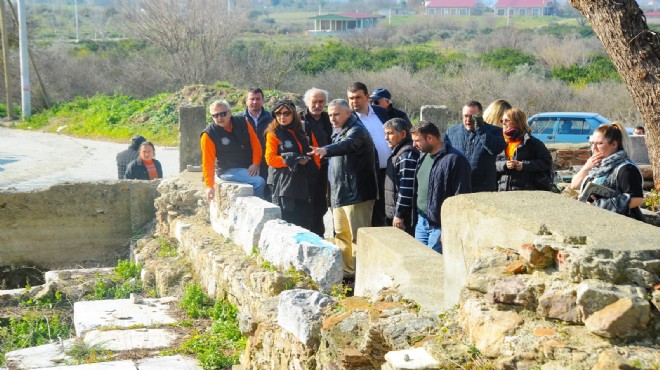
[
  {"left": 424, "top": 0, "right": 484, "bottom": 16},
  {"left": 493, "top": 0, "right": 557, "bottom": 16}
]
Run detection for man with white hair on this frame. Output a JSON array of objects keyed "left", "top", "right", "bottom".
[
  {"left": 300, "top": 88, "right": 333, "bottom": 237},
  {"left": 201, "top": 99, "right": 266, "bottom": 202}
]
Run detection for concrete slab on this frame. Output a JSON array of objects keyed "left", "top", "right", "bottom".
[
  {"left": 137, "top": 355, "right": 202, "bottom": 370},
  {"left": 4, "top": 339, "right": 74, "bottom": 369},
  {"left": 34, "top": 360, "right": 137, "bottom": 369},
  {"left": 73, "top": 297, "right": 178, "bottom": 336},
  {"left": 84, "top": 328, "right": 177, "bottom": 351},
  {"left": 355, "top": 227, "right": 444, "bottom": 315}
]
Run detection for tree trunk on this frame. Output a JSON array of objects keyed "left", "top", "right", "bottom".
[{"left": 569, "top": 0, "right": 660, "bottom": 186}]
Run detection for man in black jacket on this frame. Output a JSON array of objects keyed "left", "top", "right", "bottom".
[
  {"left": 370, "top": 88, "right": 411, "bottom": 124},
  {"left": 300, "top": 87, "right": 333, "bottom": 238},
  {"left": 383, "top": 118, "right": 419, "bottom": 236},
  {"left": 412, "top": 121, "right": 471, "bottom": 254},
  {"left": 308, "top": 99, "right": 377, "bottom": 278}
]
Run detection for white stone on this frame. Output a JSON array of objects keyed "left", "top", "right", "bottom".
[
  {"left": 84, "top": 329, "right": 177, "bottom": 351},
  {"left": 259, "top": 220, "right": 343, "bottom": 293},
  {"left": 209, "top": 181, "right": 280, "bottom": 254},
  {"left": 34, "top": 360, "right": 136, "bottom": 369},
  {"left": 277, "top": 289, "right": 334, "bottom": 345},
  {"left": 73, "top": 297, "right": 178, "bottom": 336},
  {"left": 137, "top": 355, "right": 203, "bottom": 369},
  {"left": 4, "top": 339, "right": 74, "bottom": 369},
  {"left": 383, "top": 347, "right": 441, "bottom": 369}
]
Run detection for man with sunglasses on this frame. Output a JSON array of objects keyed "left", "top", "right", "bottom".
[{"left": 201, "top": 99, "right": 266, "bottom": 202}]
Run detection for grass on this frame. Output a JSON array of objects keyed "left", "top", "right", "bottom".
[{"left": 87, "top": 260, "right": 144, "bottom": 300}]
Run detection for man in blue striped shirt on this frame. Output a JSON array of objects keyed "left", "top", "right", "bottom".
[{"left": 384, "top": 118, "right": 419, "bottom": 236}]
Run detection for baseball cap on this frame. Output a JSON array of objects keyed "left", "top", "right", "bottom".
[{"left": 369, "top": 88, "right": 391, "bottom": 100}]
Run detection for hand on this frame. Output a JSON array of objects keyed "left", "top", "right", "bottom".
[
  {"left": 308, "top": 146, "right": 327, "bottom": 159},
  {"left": 514, "top": 160, "right": 523, "bottom": 172},
  {"left": 206, "top": 187, "right": 215, "bottom": 202},
  {"left": 584, "top": 153, "right": 604, "bottom": 170},
  {"left": 297, "top": 157, "right": 311, "bottom": 165},
  {"left": 247, "top": 164, "right": 259, "bottom": 176},
  {"left": 392, "top": 216, "right": 405, "bottom": 230},
  {"left": 506, "top": 160, "right": 515, "bottom": 170}
]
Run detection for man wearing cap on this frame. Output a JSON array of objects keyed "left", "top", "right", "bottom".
[
  {"left": 347, "top": 82, "right": 390, "bottom": 227},
  {"left": 116, "top": 135, "right": 146, "bottom": 179},
  {"left": 201, "top": 99, "right": 266, "bottom": 202},
  {"left": 370, "top": 88, "right": 410, "bottom": 124}
]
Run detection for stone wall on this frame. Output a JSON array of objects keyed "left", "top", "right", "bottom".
[{"left": 0, "top": 181, "right": 158, "bottom": 269}]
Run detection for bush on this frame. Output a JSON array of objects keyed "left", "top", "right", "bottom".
[
  {"left": 480, "top": 48, "right": 537, "bottom": 73},
  {"left": 551, "top": 54, "right": 621, "bottom": 85}
]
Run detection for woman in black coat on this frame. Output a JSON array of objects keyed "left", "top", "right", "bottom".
[{"left": 495, "top": 108, "right": 553, "bottom": 191}]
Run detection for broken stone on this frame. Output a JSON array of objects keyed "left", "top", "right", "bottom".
[
  {"left": 576, "top": 280, "right": 647, "bottom": 321},
  {"left": 459, "top": 299, "right": 524, "bottom": 358},
  {"left": 486, "top": 275, "right": 543, "bottom": 308},
  {"left": 383, "top": 347, "right": 440, "bottom": 369},
  {"left": 504, "top": 259, "right": 526, "bottom": 274},
  {"left": 591, "top": 349, "right": 637, "bottom": 370},
  {"left": 584, "top": 298, "right": 650, "bottom": 339},
  {"left": 537, "top": 287, "right": 580, "bottom": 323},
  {"left": 277, "top": 289, "right": 334, "bottom": 345},
  {"left": 652, "top": 290, "right": 660, "bottom": 311},
  {"left": 519, "top": 242, "right": 557, "bottom": 269}
]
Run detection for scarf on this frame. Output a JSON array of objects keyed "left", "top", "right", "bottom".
[{"left": 578, "top": 149, "right": 628, "bottom": 201}]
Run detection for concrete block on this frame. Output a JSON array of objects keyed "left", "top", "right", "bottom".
[
  {"left": 354, "top": 227, "right": 444, "bottom": 315},
  {"left": 34, "top": 360, "right": 137, "bottom": 369},
  {"left": 419, "top": 105, "right": 450, "bottom": 135},
  {"left": 383, "top": 347, "right": 440, "bottom": 369},
  {"left": 84, "top": 328, "right": 177, "bottom": 351},
  {"left": 179, "top": 105, "right": 206, "bottom": 172},
  {"left": 137, "top": 355, "right": 203, "bottom": 369},
  {"left": 73, "top": 297, "right": 178, "bottom": 336},
  {"left": 5, "top": 339, "right": 74, "bottom": 369},
  {"left": 210, "top": 181, "right": 280, "bottom": 253},
  {"left": 259, "top": 220, "right": 343, "bottom": 293},
  {"left": 629, "top": 135, "right": 649, "bottom": 165},
  {"left": 277, "top": 289, "right": 334, "bottom": 345},
  {"left": 441, "top": 191, "right": 660, "bottom": 311}
]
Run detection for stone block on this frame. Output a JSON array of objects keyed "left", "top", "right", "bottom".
[
  {"left": 137, "top": 355, "right": 203, "bottom": 369},
  {"left": 258, "top": 220, "right": 342, "bottom": 293},
  {"left": 383, "top": 347, "right": 440, "bottom": 369},
  {"left": 277, "top": 289, "right": 334, "bottom": 345},
  {"left": 83, "top": 328, "right": 177, "bottom": 351},
  {"left": 486, "top": 276, "right": 542, "bottom": 308},
  {"left": 210, "top": 181, "right": 280, "bottom": 254},
  {"left": 537, "top": 287, "right": 580, "bottom": 323},
  {"left": 584, "top": 298, "right": 651, "bottom": 339},
  {"left": 4, "top": 339, "right": 75, "bottom": 369},
  {"left": 178, "top": 105, "right": 206, "bottom": 172},
  {"left": 441, "top": 191, "right": 660, "bottom": 310},
  {"left": 354, "top": 227, "right": 445, "bottom": 315},
  {"left": 576, "top": 280, "right": 647, "bottom": 320},
  {"left": 629, "top": 135, "right": 649, "bottom": 165},
  {"left": 459, "top": 299, "right": 523, "bottom": 358}
]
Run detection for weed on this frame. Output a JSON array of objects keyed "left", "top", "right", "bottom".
[
  {"left": 261, "top": 261, "right": 277, "bottom": 271},
  {"left": 330, "top": 284, "right": 352, "bottom": 300},
  {"left": 66, "top": 338, "right": 112, "bottom": 364},
  {"left": 0, "top": 312, "right": 73, "bottom": 365},
  {"left": 645, "top": 188, "right": 660, "bottom": 212},
  {"left": 157, "top": 237, "right": 179, "bottom": 258},
  {"left": 180, "top": 284, "right": 213, "bottom": 319},
  {"left": 20, "top": 290, "right": 66, "bottom": 309},
  {"left": 87, "top": 260, "right": 143, "bottom": 300}
]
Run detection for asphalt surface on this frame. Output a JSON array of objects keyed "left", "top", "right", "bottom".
[{"left": 0, "top": 127, "right": 180, "bottom": 191}]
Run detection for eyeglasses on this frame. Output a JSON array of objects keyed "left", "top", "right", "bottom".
[
  {"left": 590, "top": 141, "right": 608, "bottom": 147},
  {"left": 501, "top": 118, "right": 512, "bottom": 123},
  {"left": 275, "top": 111, "right": 292, "bottom": 117},
  {"left": 211, "top": 111, "right": 229, "bottom": 119}
]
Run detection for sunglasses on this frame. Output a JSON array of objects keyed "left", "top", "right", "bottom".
[
  {"left": 275, "top": 110, "right": 292, "bottom": 117},
  {"left": 211, "top": 111, "right": 230, "bottom": 119}
]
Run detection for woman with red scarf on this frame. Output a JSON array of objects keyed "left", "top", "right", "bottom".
[{"left": 495, "top": 108, "right": 553, "bottom": 191}]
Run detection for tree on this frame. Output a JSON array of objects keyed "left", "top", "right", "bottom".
[
  {"left": 119, "top": 0, "right": 244, "bottom": 86},
  {"left": 568, "top": 0, "right": 660, "bottom": 186}
]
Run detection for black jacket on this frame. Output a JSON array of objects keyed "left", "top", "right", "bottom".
[
  {"left": 238, "top": 108, "right": 274, "bottom": 178},
  {"left": 495, "top": 134, "right": 552, "bottom": 191},
  {"left": 301, "top": 109, "right": 333, "bottom": 164},
  {"left": 413, "top": 143, "right": 472, "bottom": 227},
  {"left": 267, "top": 127, "right": 317, "bottom": 201},
  {"left": 124, "top": 158, "right": 163, "bottom": 180},
  {"left": 444, "top": 123, "right": 505, "bottom": 192},
  {"left": 325, "top": 115, "right": 378, "bottom": 208},
  {"left": 385, "top": 104, "right": 411, "bottom": 124}
]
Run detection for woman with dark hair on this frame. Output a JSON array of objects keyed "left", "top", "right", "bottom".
[
  {"left": 264, "top": 99, "right": 319, "bottom": 229},
  {"left": 495, "top": 108, "right": 553, "bottom": 191},
  {"left": 124, "top": 141, "right": 163, "bottom": 180},
  {"left": 570, "top": 121, "right": 644, "bottom": 220}
]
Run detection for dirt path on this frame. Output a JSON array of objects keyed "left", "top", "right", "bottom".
[{"left": 0, "top": 127, "right": 180, "bottom": 191}]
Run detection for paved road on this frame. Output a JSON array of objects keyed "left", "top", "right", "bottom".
[{"left": 0, "top": 127, "right": 181, "bottom": 191}]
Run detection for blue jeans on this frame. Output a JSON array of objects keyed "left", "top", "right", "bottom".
[
  {"left": 219, "top": 168, "right": 266, "bottom": 199},
  {"left": 414, "top": 214, "right": 442, "bottom": 254}
]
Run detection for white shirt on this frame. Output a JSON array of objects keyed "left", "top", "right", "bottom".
[{"left": 355, "top": 106, "right": 391, "bottom": 169}]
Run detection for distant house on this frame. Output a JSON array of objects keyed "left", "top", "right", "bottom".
[
  {"left": 424, "top": 0, "right": 484, "bottom": 15},
  {"left": 309, "top": 13, "right": 384, "bottom": 33},
  {"left": 493, "top": 0, "right": 557, "bottom": 16},
  {"left": 646, "top": 11, "right": 660, "bottom": 23}
]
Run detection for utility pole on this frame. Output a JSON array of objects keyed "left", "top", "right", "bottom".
[
  {"left": 74, "top": 0, "right": 79, "bottom": 42},
  {"left": 0, "top": 0, "right": 14, "bottom": 119},
  {"left": 17, "top": 0, "right": 30, "bottom": 118}
]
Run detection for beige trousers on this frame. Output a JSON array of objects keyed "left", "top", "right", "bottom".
[{"left": 332, "top": 199, "right": 375, "bottom": 276}]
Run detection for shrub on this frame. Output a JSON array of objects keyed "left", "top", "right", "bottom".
[{"left": 480, "top": 48, "right": 537, "bottom": 73}]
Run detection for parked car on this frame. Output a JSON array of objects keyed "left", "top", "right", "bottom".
[{"left": 528, "top": 112, "right": 611, "bottom": 144}]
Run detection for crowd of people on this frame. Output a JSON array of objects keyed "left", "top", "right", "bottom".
[{"left": 117, "top": 83, "right": 646, "bottom": 279}]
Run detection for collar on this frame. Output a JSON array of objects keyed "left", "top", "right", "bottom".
[{"left": 355, "top": 105, "right": 374, "bottom": 117}]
